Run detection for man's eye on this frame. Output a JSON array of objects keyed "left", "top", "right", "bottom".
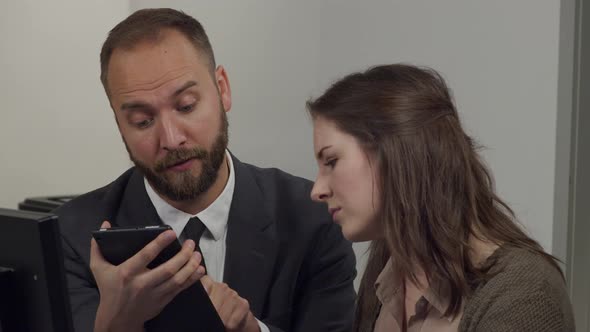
[
  {"left": 178, "top": 103, "right": 195, "bottom": 113},
  {"left": 135, "top": 118, "right": 153, "bottom": 128}
]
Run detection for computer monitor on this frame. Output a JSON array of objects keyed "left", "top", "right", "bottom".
[{"left": 0, "top": 208, "right": 74, "bottom": 332}]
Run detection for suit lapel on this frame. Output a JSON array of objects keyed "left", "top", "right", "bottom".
[
  {"left": 115, "top": 169, "right": 163, "bottom": 228},
  {"left": 223, "top": 156, "right": 278, "bottom": 317},
  {"left": 112, "top": 163, "right": 278, "bottom": 316}
]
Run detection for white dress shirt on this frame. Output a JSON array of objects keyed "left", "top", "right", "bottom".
[{"left": 145, "top": 150, "right": 269, "bottom": 332}]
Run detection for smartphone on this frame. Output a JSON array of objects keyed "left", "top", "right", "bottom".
[
  {"left": 92, "top": 225, "right": 180, "bottom": 269},
  {"left": 91, "top": 224, "right": 226, "bottom": 331}
]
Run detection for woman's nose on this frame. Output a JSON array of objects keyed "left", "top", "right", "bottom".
[{"left": 311, "top": 176, "right": 331, "bottom": 202}]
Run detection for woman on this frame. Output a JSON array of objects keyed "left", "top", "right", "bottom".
[{"left": 308, "top": 64, "right": 574, "bottom": 332}]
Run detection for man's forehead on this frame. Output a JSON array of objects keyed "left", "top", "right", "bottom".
[
  {"left": 110, "top": 68, "right": 196, "bottom": 96},
  {"left": 107, "top": 59, "right": 207, "bottom": 100},
  {"left": 107, "top": 31, "right": 207, "bottom": 85}
]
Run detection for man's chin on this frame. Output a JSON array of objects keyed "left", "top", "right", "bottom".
[{"left": 161, "top": 172, "right": 197, "bottom": 189}]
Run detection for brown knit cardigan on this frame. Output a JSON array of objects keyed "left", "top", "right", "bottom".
[{"left": 458, "top": 246, "right": 575, "bottom": 331}]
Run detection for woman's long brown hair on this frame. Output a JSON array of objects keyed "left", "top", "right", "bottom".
[{"left": 307, "top": 64, "right": 561, "bottom": 332}]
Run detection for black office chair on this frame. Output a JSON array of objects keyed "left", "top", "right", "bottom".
[{"left": 18, "top": 196, "right": 77, "bottom": 213}]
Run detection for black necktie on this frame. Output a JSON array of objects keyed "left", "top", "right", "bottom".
[{"left": 182, "top": 216, "right": 207, "bottom": 272}]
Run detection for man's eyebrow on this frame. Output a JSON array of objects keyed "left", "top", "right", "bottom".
[
  {"left": 173, "top": 80, "right": 198, "bottom": 97},
  {"left": 120, "top": 101, "right": 151, "bottom": 111},
  {"left": 316, "top": 146, "right": 332, "bottom": 160},
  {"left": 119, "top": 81, "right": 199, "bottom": 111}
]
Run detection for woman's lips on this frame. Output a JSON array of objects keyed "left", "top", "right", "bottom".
[{"left": 329, "top": 207, "right": 341, "bottom": 220}]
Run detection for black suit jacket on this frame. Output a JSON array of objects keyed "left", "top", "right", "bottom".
[{"left": 56, "top": 155, "right": 356, "bottom": 332}]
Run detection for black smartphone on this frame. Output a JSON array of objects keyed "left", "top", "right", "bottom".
[
  {"left": 92, "top": 225, "right": 180, "bottom": 269},
  {"left": 91, "top": 225, "right": 226, "bottom": 332}
]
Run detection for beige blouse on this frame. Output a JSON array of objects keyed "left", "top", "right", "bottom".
[{"left": 373, "top": 259, "right": 462, "bottom": 332}]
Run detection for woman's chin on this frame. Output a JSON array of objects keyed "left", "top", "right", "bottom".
[
  {"left": 342, "top": 226, "right": 371, "bottom": 243},
  {"left": 341, "top": 220, "right": 383, "bottom": 242}
]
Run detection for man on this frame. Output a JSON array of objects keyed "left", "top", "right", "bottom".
[{"left": 55, "top": 8, "right": 356, "bottom": 332}]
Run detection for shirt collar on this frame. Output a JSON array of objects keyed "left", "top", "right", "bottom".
[
  {"left": 374, "top": 257, "right": 455, "bottom": 322},
  {"left": 144, "top": 150, "right": 235, "bottom": 241},
  {"left": 375, "top": 258, "right": 404, "bottom": 322},
  {"left": 423, "top": 278, "right": 453, "bottom": 321}
]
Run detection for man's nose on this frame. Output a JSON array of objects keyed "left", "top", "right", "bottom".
[{"left": 159, "top": 113, "right": 187, "bottom": 150}]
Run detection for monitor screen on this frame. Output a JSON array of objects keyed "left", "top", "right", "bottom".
[{"left": 0, "top": 208, "right": 74, "bottom": 332}]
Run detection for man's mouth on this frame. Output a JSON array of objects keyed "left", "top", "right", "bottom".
[{"left": 167, "top": 158, "right": 195, "bottom": 172}]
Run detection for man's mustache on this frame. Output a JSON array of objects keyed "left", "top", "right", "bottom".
[{"left": 154, "top": 147, "right": 208, "bottom": 172}]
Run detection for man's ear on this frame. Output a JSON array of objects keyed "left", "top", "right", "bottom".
[{"left": 215, "top": 65, "right": 232, "bottom": 112}]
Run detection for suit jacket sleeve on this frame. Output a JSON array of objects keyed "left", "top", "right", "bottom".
[
  {"left": 266, "top": 223, "right": 356, "bottom": 332},
  {"left": 54, "top": 169, "right": 133, "bottom": 332},
  {"left": 62, "top": 234, "right": 99, "bottom": 332}
]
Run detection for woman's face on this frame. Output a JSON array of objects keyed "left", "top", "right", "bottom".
[{"left": 311, "top": 116, "right": 381, "bottom": 242}]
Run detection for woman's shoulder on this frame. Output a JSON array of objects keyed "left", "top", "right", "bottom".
[
  {"left": 484, "top": 246, "right": 564, "bottom": 288},
  {"left": 460, "top": 246, "right": 575, "bottom": 332}
]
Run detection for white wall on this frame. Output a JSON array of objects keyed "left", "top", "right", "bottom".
[
  {"left": 0, "top": 1, "right": 131, "bottom": 209},
  {"left": 1, "top": 1, "right": 568, "bottom": 289}
]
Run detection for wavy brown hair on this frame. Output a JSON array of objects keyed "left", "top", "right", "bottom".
[{"left": 306, "top": 64, "right": 561, "bottom": 332}]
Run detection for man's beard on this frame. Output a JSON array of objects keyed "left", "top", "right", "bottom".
[{"left": 127, "top": 109, "right": 229, "bottom": 202}]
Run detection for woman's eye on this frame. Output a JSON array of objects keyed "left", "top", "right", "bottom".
[{"left": 324, "top": 159, "right": 337, "bottom": 168}]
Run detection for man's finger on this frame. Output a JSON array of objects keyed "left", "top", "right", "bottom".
[
  {"left": 154, "top": 252, "right": 205, "bottom": 298},
  {"left": 227, "top": 300, "right": 249, "bottom": 330},
  {"left": 146, "top": 240, "right": 198, "bottom": 287},
  {"left": 89, "top": 221, "right": 114, "bottom": 270},
  {"left": 218, "top": 296, "right": 238, "bottom": 323},
  {"left": 90, "top": 238, "right": 109, "bottom": 270},
  {"left": 201, "top": 275, "right": 214, "bottom": 294}
]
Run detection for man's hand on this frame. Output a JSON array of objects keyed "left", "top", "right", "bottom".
[
  {"left": 91, "top": 221, "right": 206, "bottom": 332},
  {"left": 201, "top": 275, "right": 260, "bottom": 332}
]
